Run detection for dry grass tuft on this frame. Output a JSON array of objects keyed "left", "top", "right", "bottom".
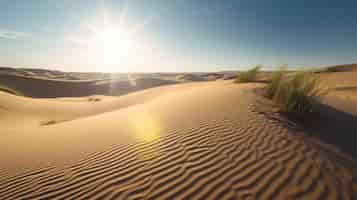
[
  {"left": 235, "top": 65, "right": 261, "bottom": 83},
  {"left": 88, "top": 97, "right": 101, "bottom": 102},
  {"left": 40, "top": 120, "right": 57, "bottom": 126},
  {"left": 265, "top": 67, "right": 286, "bottom": 99},
  {"left": 266, "top": 70, "right": 328, "bottom": 114}
]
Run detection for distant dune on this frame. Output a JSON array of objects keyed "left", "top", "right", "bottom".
[
  {"left": 0, "top": 70, "right": 179, "bottom": 98},
  {"left": 315, "top": 64, "right": 357, "bottom": 104},
  {"left": 317, "top": 64, "right": 357, "bottom": 73},
  {"left": 0, "top": 67, "right": 231, "bottom": 98},
  {"left": 176, "top": 73, "right": 207, "bottom": 82}
]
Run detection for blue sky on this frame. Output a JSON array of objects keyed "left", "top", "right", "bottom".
[{"left": 0, "top": 0, "right": 356, "bottom": 72}]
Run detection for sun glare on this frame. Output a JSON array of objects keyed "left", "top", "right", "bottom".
[
  {"left": 92, "top": 26, "right": 133, "bottom": 66},
  {"left": 130, "top": 113, "right": 161, "bottom": 143},
  {"left": 67, "top": 9, "right": 155, "bottom": 72}
]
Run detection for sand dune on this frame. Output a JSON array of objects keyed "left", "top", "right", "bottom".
[
  {"left": 0, "top": 72, "right": 179, "bottom": 98},
  {"left": 176, "top": 74, "right": 207, "bottom": 82},
  {"left": 319, "top": 64, "right": 357, "bottom": 73},
  {"left": 1, "top": 80, "right": 356, "bottom": 199},
  {"left": 312, "top": 64, "right": 357, "bottom": 108},
  {"left": 0, "top": 81, "right": 205, "bottom": 130},
  {"left": 0, "top": 67, "right": 229, "bottom": 98}
]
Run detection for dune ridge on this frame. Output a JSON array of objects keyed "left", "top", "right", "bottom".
[
  {"left": 0, "top": 81, "right": 356, "bottom": 199},
  {"left": 0, "top": 73, "right": 179, "bottom": 98}
]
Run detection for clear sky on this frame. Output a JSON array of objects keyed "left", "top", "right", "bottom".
[{"left": 0, "top": 0, "right": 356, "bottom": 72}]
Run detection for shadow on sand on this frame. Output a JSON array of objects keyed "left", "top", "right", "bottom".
[
  {"left": 255, "top": 98, "right": 357, "bottom": 159},
  {"left": 300, "top": 103, "right": 357, "bottom": 159}
]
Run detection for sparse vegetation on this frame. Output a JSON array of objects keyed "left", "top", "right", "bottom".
[
  {"left": 235, "top": 65, "right": 261, "bottom": 83},
  {"left": 265, "top": 67, "right": 286, "bottom": 99},
  {"left": 266, "top": 70, "right": 328, "bottom": 113},
  {"left": 88, "top": 97, "right": 101, "bottom": 102},
  {"left": 40, "top": 120, "right": 57, "bottom": 126}
]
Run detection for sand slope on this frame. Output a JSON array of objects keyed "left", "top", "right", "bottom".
[{"left": 0, "top": 81, "right": 356, "bottom": 199}]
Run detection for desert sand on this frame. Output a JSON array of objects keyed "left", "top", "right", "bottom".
[{"left": 0, "top": 66, "right": 357, "bottom": 199}]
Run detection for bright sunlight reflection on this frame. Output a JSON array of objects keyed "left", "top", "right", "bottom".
[
  {"left": 129, "top": 113, "right": 161, "bottom": 143},
  {"left": 129, "top": 112, "right": 162, "bottom": 160}
]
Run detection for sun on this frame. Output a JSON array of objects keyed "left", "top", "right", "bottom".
[
  {"left": 90, "top": 25, "right": 134, "bottom": 67},
  {"left": 67, "top": 9, "right": 152, "bottom": 72}
]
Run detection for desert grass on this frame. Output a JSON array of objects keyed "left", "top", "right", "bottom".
[
  {"left": 40, "top": 120, "right": 58, "bottom": 126},
  {"left": 235, "top": 65, "right": 261, "bottom": 83},
  {"left": 88, "top": 97, "right": 101, "bottom": 102},
  {"left": 267, "top": 70, "right": 328, "bottom": 113},
  {"left": 265, "top": 67, "right": 286, "bottom": 99}
]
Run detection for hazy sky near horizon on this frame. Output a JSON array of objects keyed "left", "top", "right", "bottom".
[{"left": 0, "top": 0, "right": 356, "bottom": 72}]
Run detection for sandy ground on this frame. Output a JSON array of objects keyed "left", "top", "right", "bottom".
[
  {"left": 0, "top": 79, "right": 356, "bottom": 199},
  {"left": 320, "top": 70, "right": 357, "bottom": 100}
]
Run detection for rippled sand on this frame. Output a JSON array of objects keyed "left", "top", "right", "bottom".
[{"left": 0, "top": 81, "right": 356, "bottom": 199}]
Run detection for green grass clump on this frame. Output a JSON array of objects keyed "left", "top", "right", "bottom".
[
  {"left": 265, "top": 67, "right": 286, "bottom": 99},
  {"left": 235, "top": 65, "right": 261, "bottom": 83},
  {"left": 268, "top": 71, "right": 327, "bottom": 113}
]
